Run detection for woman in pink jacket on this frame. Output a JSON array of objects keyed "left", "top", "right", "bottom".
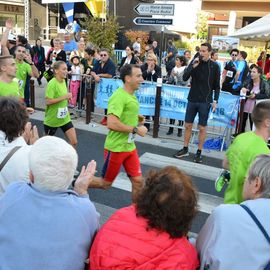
[{"left": 89, "top": 166, "right": 199, "bottom": 270}]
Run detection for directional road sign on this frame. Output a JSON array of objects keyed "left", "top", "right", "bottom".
[
  {"left": 133, "top": 17, "right": 173, "bottom": 26},
  {"left": 134, "top": 4, "right": 174, "bottom": 16}
]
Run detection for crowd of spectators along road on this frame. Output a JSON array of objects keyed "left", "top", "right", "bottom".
[{"left": 1, "top": 17, "right": 270, "bottom": 269}]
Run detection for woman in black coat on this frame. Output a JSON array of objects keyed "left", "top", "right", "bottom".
[
  {"left": 32, "top": 38, "right": 46, "bottom": 85},
  {"left": 241, "top": 65, "right": 270, "bottom": 132},
  {"left": 140, "top": 53, "right": 162, "bottom": 82},
  {"left": 119, "top": 46, "right": 138, "bottom": 70}
]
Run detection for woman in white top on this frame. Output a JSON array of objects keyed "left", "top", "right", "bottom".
[{"left": 167, "top": 56, "right": 188, "bottom": 136}]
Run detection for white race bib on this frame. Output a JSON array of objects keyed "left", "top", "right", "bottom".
[
  {"left": 128, "top": 133, "right": 135, "bottom": 143},
  {"left": 57, "top": 107, "right": 68, "bottom": 119},
  {"left": 227, "top": 71, "right": 233, "bottom": 78}
]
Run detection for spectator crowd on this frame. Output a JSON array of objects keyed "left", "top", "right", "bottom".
[{"left": 0, "top": 17, "right": 270, "bottom": 270}]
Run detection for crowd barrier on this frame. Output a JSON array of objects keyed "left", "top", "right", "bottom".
[
  {"left": 30, "top": 77, "right": 240, "bottom": 151},
  {"left": 95, "top": 78, "right": 240, "bottom": 151}
]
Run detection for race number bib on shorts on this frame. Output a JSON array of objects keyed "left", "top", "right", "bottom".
[
  {"left": 57, "top": 107, "right": 68, "bottom": 118},
  {"left": 18, "top": 80, "right": 24, "bottom": 88},
  {"left": 128, "top": 133, "right": 135, "bottom": 143},
  {"left": 227, "top": 71, "right": 233, "bottom": 78}
]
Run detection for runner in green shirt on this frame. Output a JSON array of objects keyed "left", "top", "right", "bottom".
[
  {"left": 44, "top": 61, "right": 77, "bottom": 148},
  {"left": 88, "top": 64, "right": 148, "bottom": 201},
  {"left": 0, "top": 55, "right": 20, "bottom": 98},
  {"left": 217, "top": 100, "right": 270, "bottom": 204},
  {"left": 15, "top": 45, "right": 39, "bottom": 98}
]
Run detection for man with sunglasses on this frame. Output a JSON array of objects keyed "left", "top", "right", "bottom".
[
  {"left": 221, "top": 49, "right": 239, "bottom": 94},
  {"left": 91, "top": 48, "right": 116, "bottom": 125}
]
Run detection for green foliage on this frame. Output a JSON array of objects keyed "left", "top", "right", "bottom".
[
  {"left": 174, "top": 40, "right": 189, "bottom": 49},
  {"left": 82, "top": 15, "right": 122, "bottom": 54},
  {"left": 196, "top": 11, "right": 209, "bottom": 41}
]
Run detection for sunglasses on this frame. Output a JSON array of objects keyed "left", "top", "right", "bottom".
[
  {"left": 231, "top": 54, "right": 238, "bottom": 57},
  {"left": 100, "top": 54, "right": 108, "bottom": 57}
]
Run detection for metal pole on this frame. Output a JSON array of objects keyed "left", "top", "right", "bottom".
[
  {"left": 114, "top": 0, "right": 116, "bottom": 17},
  {"left": 153, "top": 78, "right": 162, "bottom": 138},
  {"left": 57, "top": 3, "right": 60, "bottom": 33},
  {"left": 46, "top": 4, "right": 49, "bottom": 40},
  {"left": 24, "top": 0, "right": 29, "bottom": 39},
  {"left": 30, "top": 79, "right": 35, "bottom": 109}
]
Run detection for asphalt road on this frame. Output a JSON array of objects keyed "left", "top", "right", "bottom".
[{"left": 31, "top": 118, "right": 225, "bottom": 234}]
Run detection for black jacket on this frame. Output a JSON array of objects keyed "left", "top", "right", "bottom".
[
  {"left": 46, "top": 50, "right": 67, "bottom": 65},
  {"left": 119, "top": 56, "right": 138, "bottom": 69},
  {"left": 183, "top": 59, "right": 220, "bottom": 103},
  {"left": 141, "top": 63, "right": 162, "bottom": 82},
  {"left": 243, "top": 78, "right": 270, "bottom": 99}
]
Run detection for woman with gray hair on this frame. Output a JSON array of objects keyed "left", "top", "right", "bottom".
[
  {"left": 197, "top": 154, "right": 270, "bottom": 270},
  {"left": 0, "top": 136, "right": 100, "bottom": 270}
]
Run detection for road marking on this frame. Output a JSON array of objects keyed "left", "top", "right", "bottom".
[
  {"left": 139, "top": 152, "right": 221, "bottom": 181},
  {"left": 112, "top": 172, "right": 223, "bottom": 214}
]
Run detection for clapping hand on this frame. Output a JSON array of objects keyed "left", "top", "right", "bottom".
[{"left": 74, "top": 160, "right": 97, "bottom": 195}]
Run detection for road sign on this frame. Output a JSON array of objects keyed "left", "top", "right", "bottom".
[
  {"left": 134, "top": 4, "right": 174, "bottom": 16},
  {"left": 133, "top": 17, "right": 173, "bottom": 26}
]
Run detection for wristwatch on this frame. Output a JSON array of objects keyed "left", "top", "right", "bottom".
[{"left": 132, "top": 127, "right": 138, "bottom": 134}]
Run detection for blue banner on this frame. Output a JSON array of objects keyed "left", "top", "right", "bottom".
[{"left": 96, "top": 78, "right": 239, "bottom": 128}]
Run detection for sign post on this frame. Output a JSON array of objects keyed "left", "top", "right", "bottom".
[
  {"left": 133, "top": 17, "right": 173, "bottom": 26},
  {"left": 134, "top": 4, "right": 174, "bottom": 16}
]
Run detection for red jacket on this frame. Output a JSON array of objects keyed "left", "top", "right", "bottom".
[{"left": 90, "top": 205, "right": 199, "bottom": 270}]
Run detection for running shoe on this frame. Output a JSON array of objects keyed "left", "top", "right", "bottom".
[
  {"left": 193, "top": 152, "right": 202, "bottom": 163},
  {"left": 174, "top": 148, "right": 189, "bottom": 158},
  {"left": 215, "top": 169, "right": 230, "bottom": 192}
]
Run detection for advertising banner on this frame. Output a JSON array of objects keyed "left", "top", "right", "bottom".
[{"left": 96, "top": 78, "right": 239, "bottom": 128}]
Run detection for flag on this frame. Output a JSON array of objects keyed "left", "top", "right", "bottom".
[
  {"left": 85, "top": 0, "right": 106, "bottom": 19},
  {"left": 62, "top": 2, "right": 74, "bottom": 24}
]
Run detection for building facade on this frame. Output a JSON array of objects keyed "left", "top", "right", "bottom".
[{"left": 201, "top": 0, "right": 270, "bottom": 39}]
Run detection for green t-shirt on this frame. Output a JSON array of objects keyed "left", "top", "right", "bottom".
[
  {"left": 104, "top": 87, "right": 139, "bottom": 152},
  {"left": 224, "top": 131, "right": 270, "bottom": 204},
  {"left": 44, "top": 78, "right": 71, "bottom": 127},
  {"left": 16, "top": 61, "right": 32, "bottom": 98},
  {"left": 0, "top": 79, "right": 20, "bottom": 97}
]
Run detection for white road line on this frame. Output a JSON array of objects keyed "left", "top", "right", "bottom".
[
  {"left": 112, "top": 172, "right": 223, "bottom": 214},
  {"left": 139, "top": 152, "right": 221, "bottom": 181}
]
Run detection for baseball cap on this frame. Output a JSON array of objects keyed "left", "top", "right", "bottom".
[{"left": 8, "top": 32, "right": 16, "bottom": 43}]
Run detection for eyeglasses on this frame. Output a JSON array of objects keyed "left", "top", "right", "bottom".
[
  {"left": 231, "top": 54, "right": 238, "bottom": 57},
  {"left": 100, "top": 54, "right": 108, "bottom": 57}
]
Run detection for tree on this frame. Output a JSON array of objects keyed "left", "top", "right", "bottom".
[
  {"left": 196, "top": 11, "right": 209, "bottom": 41},
  {"left": 124, "top": 30, "right": 149, "bottom": 55},
  {"left": 82, "top": 15, "right": 122, "bottom": 54}
]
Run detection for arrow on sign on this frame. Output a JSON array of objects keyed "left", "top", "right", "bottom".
[
  {"left": 133, "top": 17, "right": 173, "bottom": 26},
  {"left": 134, "top": 4, "right": 174, "bottom": 16}
]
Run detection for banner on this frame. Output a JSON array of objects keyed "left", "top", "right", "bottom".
[{"left": 96, "top": 78, "right": 239, "bottom": 128}]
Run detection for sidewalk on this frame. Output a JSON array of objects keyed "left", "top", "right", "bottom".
[{"left": 31, "top": 77, "right": 226, "bottom": 161}]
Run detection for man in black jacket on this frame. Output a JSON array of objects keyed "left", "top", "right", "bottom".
[{"left": 174, "top": 43, "right": 220, "bottom": 163}]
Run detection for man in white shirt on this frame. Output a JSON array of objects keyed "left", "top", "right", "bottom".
[
  {"left": 197, "top": 154, "right": 270, "bottom": 270},
  {"left": 133, "top": 37, "right": 141, "bottom": 55}
]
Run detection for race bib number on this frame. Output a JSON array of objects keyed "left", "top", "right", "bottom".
[
  {"left": 57, "top": 107, "right": 68, "bottom": 119},
  {"left": 18, "top": 80, "right": 24, "bottom": 88},
  {"left": 227, "top": 71, "right": 233, "bottom": 78},
  {"left": 128, "top": 133, "right": 135, "bottom": 144}
]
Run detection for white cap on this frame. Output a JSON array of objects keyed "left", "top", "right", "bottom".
[{"left": 8, "top": 32, "right": 16, "bottom": 42}]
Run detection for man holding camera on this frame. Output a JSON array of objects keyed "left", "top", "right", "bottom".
[{"left": 174, "top": 43, "right": 220, "bottom": 163}]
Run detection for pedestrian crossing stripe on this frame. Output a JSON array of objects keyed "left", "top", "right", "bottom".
[
  {"left": 139, "top": 152, "right": 221, "bottom": 181},
  {"left": 112, "top": 172, "right": 223, "bottom": 215}
]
